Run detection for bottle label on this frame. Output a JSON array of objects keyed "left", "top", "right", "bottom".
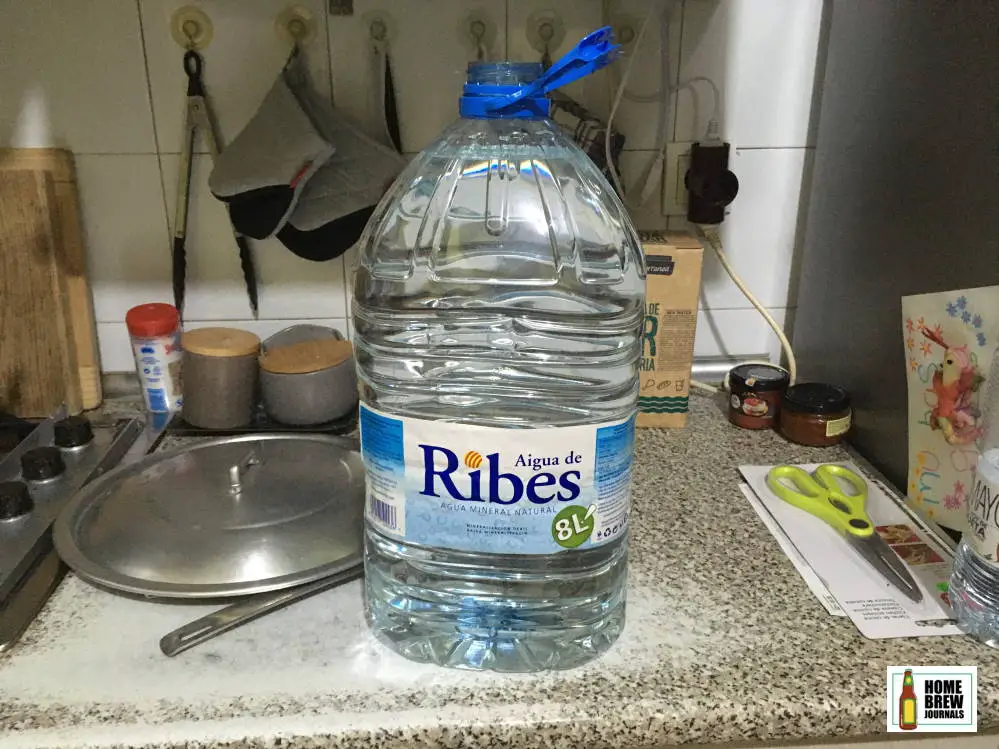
[
  {"left": 359, "top": 404, "right": 635, "bottom": 554},
  {"left": 131, "top": 335, "right": 183, "bottom": 412},
  {"left": 967, "top": 460, "right": 999, "bottom": 565},
  {"left": 825, "top": 412, "right": 852, "bottom": 437}
]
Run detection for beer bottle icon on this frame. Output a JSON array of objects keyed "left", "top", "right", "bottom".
[{"left": 899, "top": 669, "right": 918, "bottom": 730}]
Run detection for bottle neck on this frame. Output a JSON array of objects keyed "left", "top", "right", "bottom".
[{"left": 459, "top": 85, "right": 550, "bottom": 120}]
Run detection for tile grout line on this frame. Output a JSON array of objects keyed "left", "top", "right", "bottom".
[
  {"left": 321, "top": 3, "right": 351, "bottom": 320},
  {"left": 70, "top": 146, "right": 817, "bottom": 157},
  {"left": 135, "top": 0, "right": 173, "bottom": 246},
  {"left": 671, "top": 0, "right": 685, "bottom": 142},
  {"left": 96, "top": 317, "right": 352, "bottom": 327},
  {"left": 504, "top": 0, "right": 510, "bottom": 58},
  {"left": 324, "top": 3, "right": 337, "bottom": 106}
]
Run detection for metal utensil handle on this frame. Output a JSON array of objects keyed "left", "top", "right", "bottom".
[
  {"left": 79, "top": 419, "right": 145, "bottom": 485},
  {"left": 159, "top": 564, "right": 363, "bottom": 657}
]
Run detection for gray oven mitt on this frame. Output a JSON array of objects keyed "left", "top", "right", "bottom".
[
  {"left": 277, "top": 101, "right": 406, "bottom": 262},
  {"left": 208, "top": 53, "right": 334, "bottom": 240}
]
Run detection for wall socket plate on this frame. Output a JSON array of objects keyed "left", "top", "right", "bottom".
[{"left": 661, "top": 141, "right": 694, "bottom": 217}]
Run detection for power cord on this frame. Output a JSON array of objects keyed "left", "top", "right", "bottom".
[
  {"left": 605, "top": 1, "right": 674, "bottom": 208},
  {"left": 600, "top": 6, "right": 797, "bottom": 392},
  {"left": 676, "top": 76, "right": 721, "bottom": 141},
  {"left": 602, "top": 0, "right": 669, "bottom": 105},
  {"left": 693, "top": 224, "right": 798, "bottom": 392}
]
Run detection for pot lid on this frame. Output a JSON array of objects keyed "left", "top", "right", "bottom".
[
  {"left": 54, "top": 434, "right": 363, "bottom": 598},
  {"left": 259, "top": 339, "right": 354, "bottom": 374}
]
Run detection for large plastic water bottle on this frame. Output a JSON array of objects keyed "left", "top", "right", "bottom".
[
  {"left": 353, "top": 30, "right": 644, "bottom": 671},
  {"left": 950, "top": 343, "right": 999, "bottom": 647}
]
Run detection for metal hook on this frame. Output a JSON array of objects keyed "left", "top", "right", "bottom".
[
  {"left": 276, "top": 6, "right": 315, "bottom": 50},
  {"left": 171, "top": 6, "right": 213, "bottom": 50},
  {"left": 287, "top": 17, "right": 307, "bottom": 43},
  {"left": 539, "top": 22, "right": 555, "bottom": 69},
  {"left": 470, "top": 19, "right": 487, "bottom": 61},
  {"left": 181, "top": 19, "right": 200, "bottom": 49}
]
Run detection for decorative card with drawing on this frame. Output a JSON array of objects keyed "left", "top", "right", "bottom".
[{"left": 902, "top": 287, "right": 999, "bottom": 533}]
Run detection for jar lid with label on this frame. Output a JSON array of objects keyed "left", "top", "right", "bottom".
[
  {"left": 727, "top": 363, "right": 790, "bottom": 430},
  {"left": 728, "top": 364, "right": 790, "bottom": 392}
]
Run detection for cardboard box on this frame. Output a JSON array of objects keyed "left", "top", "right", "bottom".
[{"left": 637, "top": 232, "right": 704, "bottom": 428}]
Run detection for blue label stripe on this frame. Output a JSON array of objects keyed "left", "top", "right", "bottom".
[{"left": 360, "top": 406, "right": 405, "bottom": 472}]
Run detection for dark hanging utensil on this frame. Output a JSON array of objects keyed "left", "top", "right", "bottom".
[{"left": 173, "top": 49, "right": 259, "bottom": 318}]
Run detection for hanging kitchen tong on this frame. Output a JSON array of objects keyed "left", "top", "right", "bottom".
[{"left": 174, "top": 49, "right": 259, "bottom": 317}]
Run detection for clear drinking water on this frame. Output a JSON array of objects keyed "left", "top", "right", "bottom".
[
  {"left": 950, "top": 340, "right": 999, "bottom": 647},
  {"left": 353, "top": 57, "right": 644, "bottom": 671}
]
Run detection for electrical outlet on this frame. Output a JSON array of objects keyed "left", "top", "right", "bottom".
[{"left": 661, "top": 141, "right": 693, "bottom": 217}]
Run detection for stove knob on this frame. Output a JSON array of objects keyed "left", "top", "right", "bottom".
[
  {"left": 0, "top": 481, "right": 33, "bottom": 520},
  {"left": 54, "top": 415, "right": 94, "bottom": 448},
  {"left": 21, "top": 446, "right": 66, "bottom": 481}
]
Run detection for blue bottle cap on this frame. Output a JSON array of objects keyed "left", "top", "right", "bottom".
[{"left": 460, "top": 27, "right": 620, "bottom": 119}]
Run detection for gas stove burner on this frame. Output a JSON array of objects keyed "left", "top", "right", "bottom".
[
  {"left": 21, "top": 446, "right": 66, "bottom": 482},
  {"left": 0, "top": 413, "right": 37, "bottom": 456},
  {"left": 0, "top": 409, "right": 145, "bottom": 653},
  {"left": 54, "top": 416, "right": 94, "bottom": 449},
  {"left": 0, "top": 481, "right": 32, "bottom": 521}
]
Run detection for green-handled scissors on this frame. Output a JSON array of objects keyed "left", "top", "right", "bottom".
[{"left": 766, "top": 464, "right": 923, "bottom": 603}]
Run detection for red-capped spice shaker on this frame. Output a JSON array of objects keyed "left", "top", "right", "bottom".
[
  {"left": 125, "top": 303, "right": 183, "bottom": 413},
  {"left": 727, "top": 364, "right": 790, "bottom": 429}
]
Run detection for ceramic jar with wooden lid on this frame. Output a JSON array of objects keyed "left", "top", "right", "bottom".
[
  {"left": 259, "top": 334, "right": 357, "bottom": 426},
  {"left": 181, "top": 327, "right": 261, "bottom": 429}
]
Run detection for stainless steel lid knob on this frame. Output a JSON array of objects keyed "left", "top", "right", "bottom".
[
  {"left": 54, "top": 415, "right": 94, "bottom": 448},
  {"left": 0, "top": 480, "right": 33, "bottom": 519},
  {"left": 21, "top": 446, "right": 66, "bottom": 481}
]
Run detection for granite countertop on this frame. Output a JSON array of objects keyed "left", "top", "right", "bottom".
[{"left": 2, "top": 393, "right": 998, "bottom": 749}]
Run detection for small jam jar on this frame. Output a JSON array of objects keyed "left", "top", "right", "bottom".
[
  {"left": 727, "top": 364, "right": 790, "bottom": 429},
  {"left": 779, "top": 383, "right": 852, "bottom": 446}
]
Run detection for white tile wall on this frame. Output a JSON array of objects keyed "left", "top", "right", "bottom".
[
  {"left": 695, "top": 307, "right": 789, "bottom": 360},
  {"left": 0, "top": 0, "right": 823, "bottom": 372},
  {"left": 0, "top": 2, "right": 156, "bottom": 153},
  {"left": 675, "top": 0, "right": 824, "bottom": 146},
  {"left": 75, "top": 154, "right": 172, "bottom": 321}
]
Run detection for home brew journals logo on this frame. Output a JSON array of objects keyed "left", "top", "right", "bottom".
[{"left": 886, "top": 666, "right": 977, "bottom": 732}]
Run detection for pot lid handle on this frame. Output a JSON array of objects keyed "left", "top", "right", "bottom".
[{"left": 228, "top": 450, "right": 261, "bottom": 495}]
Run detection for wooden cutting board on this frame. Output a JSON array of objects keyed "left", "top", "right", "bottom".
[{"left": 0, "top": 149, "right": 102, "bottom": 416}]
